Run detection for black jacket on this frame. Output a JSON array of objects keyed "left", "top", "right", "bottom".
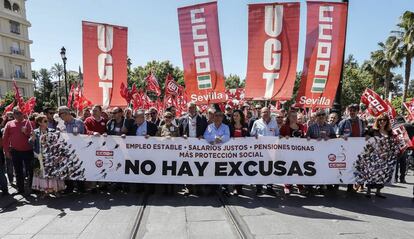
[
  {"left": 126, "top": 121, "right": 158, "bottom": 136},
  {"left": 179, "top": 114, "right": 208, "bottom": 137}
]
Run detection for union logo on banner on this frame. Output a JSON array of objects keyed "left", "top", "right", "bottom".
[{"left": 82, "top": 21, "right": 128, "bottom": 108}]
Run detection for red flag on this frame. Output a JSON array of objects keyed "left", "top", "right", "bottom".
[
  {"left": 245, "top": 3, "right": 300, "bottom": 100},
  {"left": 403, "top": 99, "right": 414, "bottom": 120},
  {"left": 82, "top": 21, "right": 128, "bottom": 107},
  {"left": 13, "top": 81, "right": 25, "bottom": 109},
  {"left": 145, "top": 72, "right": 161, "bottom": 96},
  {"left": 360, "top": 89, "right": 388, "bottom": 117},
  {"left": 178, "top": 2, "right": 226, "bottom": 104},
  {"left": 165, "top": 74, "right": 182, "bottom": 96},
  {"left": 22, "top": 97, "right": 36, "bottom": 115},
  {"left": 2, "top": 101, "right": 14, "bottom": 116},
  {"left": 67, "top": 84, "right": 75, "bottom": 108},
  {"left": 120, "top": 82, "right": 129, "bottom": 103},
  {"left": 296, "top": 1, "right": 348, "bottom": 108}
]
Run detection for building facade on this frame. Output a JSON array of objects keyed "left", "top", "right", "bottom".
[{"left": 0, "top": 0, "right": 33, "bottom": 97}]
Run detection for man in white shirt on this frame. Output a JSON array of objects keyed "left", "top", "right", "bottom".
[{"left": 250, "top": 107, "right": 280, "bottom": 137}]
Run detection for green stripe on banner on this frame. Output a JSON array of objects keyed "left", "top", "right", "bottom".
[
  {"left": 311, "top": 78, "right": 326, "bottom": 93},
  {"left": 199, "top": 83, "right": 212, "bottom": 89}
]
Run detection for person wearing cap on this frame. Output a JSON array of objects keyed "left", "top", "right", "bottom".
[
  {"left": 159, "top": 106, "right": 179, "bottom": 127},
  {"left": 306, "top": 110, "right": 335, "bottom": 140},
  {"left": 156, "top": 111, "right": 180, "bottom": 195},
  {"left": 338, "top": 104, "right": 367, "bottom": 193},
  {"left": 157, "top": 112, "right": 180, "bottom": 137},
  {"left": 58, "top": 106, "right": 86, "bottom": 194},
  {"left": 3, "top": 107, "right": 35, "bottom": 194}
]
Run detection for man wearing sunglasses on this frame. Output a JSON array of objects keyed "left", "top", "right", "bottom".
[
  {"left": 43, "top": 106, "right": 58, "bottom": 130},
  {"left": 148, "top": 107, "right": 161, "bottom": 126},
  {"left": 107, "top": 107, "right": 128, "bottom": 136},
  {"left": 2, "top": 107, "right": 35, "bottom": 194}
]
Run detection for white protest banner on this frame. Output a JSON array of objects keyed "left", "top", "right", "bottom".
[{"left": 42, "top": 133, "right": 372, "bottom": 184}]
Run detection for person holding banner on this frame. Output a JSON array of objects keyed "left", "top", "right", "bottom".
[
  {"left": 30, "top": 114, "right": 65, "bottom": 197},
  {"left": 84, "top": 105, "right": 108, "bottom": 136},
  {"left": 250, "top": 107, "right": 279, "bottom": 195},
  {"left": 338, "top": 104, "right": 367, "bottom": 193},
  {"left": 179, "top": 102, "right": 208, "bottom": 195},
  {"left": 148, "top": 107, "right": 161, "bottom": 126},
  {"left": 204, "top": 111, "right": 230, "bottom": 145},
  {"left": 306, "top": 110, "right": 336, "bottom": 140},
  {"left": 107, "top": 107, "right": 128, "bottom": 136},
  {"left": 280, "top": 110, "right": 306, "bottom": 195},
  {"left": 156, "top": 111, "right": 180, "bottom": 195},
  {"left": 127, "top": 110, "right": 157, "bottom": 137},
  {"left": 58, "top": 106, "right": 86, "bottom": 194},
  {"left": 366, "top": 114, "right": 400, "bottom": 198},
  {"left": 228, "top": 109, "right": 249, "bottom": 196},
  {"left": 179, "top": 102, "right": 208, "bottom": 139}
]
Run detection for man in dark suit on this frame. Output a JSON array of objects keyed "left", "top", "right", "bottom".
[
  {"left": 179, "top": 102, "right": 208, "bottom": 138},
  {"left": 178, "top": 102, "right": 208, "bottom": 195},
  {"left": 127, "top": 109, "right": 157, "bottom": 136}
]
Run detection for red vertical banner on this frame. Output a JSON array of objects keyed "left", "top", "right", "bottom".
[
  {"left": 296, "top": 1, "right": 348, "bottom": 108},
  {"left": 178, "top": 2, "right": 226, "bottom": 104},
  {"left": 245, "top": 3, "right": 300, "bottom": 100},
  {"left": 82, "top": 21, "right": 128, "bottom": 108}
]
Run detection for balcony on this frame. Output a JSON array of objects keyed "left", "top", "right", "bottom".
[
  {"left": 10, "top": 47, "right": 24, "bottom": 56},
  {"left": 11, "top": 72, "right": 26, "bottom": 79}
]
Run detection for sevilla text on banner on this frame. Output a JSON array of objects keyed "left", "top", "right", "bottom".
[
  {"left": 296, "top": 1, "right": 348, "bottom": 108},
  {"left": 178, "top": 2, "right": 226, "bottom": 104}
]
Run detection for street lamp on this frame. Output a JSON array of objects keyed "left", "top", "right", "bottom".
[{"left": 60, "top": 46, "right": 68, "bottom": 103}]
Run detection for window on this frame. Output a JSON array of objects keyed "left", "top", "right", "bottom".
[
  {"left": 11, "top": 41, "right": 20, "bottom": 54},
  {"left": 4, "top": 0, "right": 11, "bottom": 10},
  {"left": 12, "top": 3, "right": 19, "bottom": 12},
  {"left": 18, "top": 87, "right": 25, "bottom": 96},
  {"left": 10, "top": 20, "right": 20, "bottom": 34},
  {"left": 14, "top": 64, "right": 23, "bottom": 78}
]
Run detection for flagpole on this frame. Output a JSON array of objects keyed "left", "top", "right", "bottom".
[{"left": 333, "top": 0, "right": 349, "bottom": 113}]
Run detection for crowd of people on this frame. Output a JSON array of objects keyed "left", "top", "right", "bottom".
[{"left": 0, "top": 101, "right": 413, "bottom": 199}]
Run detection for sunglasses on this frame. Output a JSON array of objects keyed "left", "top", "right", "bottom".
[
  {"left": 150, "top": 112, "right": 157, "bottom": 115},
  {"left": 165, "top": 116, "right": 172, "bottom": 119},
  {"left": 42, "top": 120, "right": 48, "bottom": 124}
]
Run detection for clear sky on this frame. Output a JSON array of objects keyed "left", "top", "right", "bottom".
[{"left": 27, "top": 0, "right": 414, "bottom": 79}]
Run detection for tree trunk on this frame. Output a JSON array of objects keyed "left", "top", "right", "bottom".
[
  {"left": 402, "top": 55, "right": 412, "bottom": 108},
  {"left": 384, "top": 72, "right": 390, "bottom": 100}
]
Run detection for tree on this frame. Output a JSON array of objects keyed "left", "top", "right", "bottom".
[
  {"left": 341, "top": 55, "right": 373, "bottom": 108},
  {"left": 392, "top": 11, "right": 414, "bottom": 104},
  {"left": 38, "top": 68, "right": 54, "bottom": 106},
  {"left": 370, "top": 36, "right": 401, "bottom": 98},
  {"left": 225, "top": 74, "right": 244, "bottom": 89},
  {"left": 50, "top": 63, "right": 63, "bottom": 105}
]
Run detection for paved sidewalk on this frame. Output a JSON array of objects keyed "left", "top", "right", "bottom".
[{"left": 0, "top": 175, "right": 413, "bottom": 239}]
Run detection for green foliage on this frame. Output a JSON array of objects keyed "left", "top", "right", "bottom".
[
  {"left": 225, "top": 74, "right": 245, "bottom": 89},
  {"left": 341, "top": 55, "right": 373, "bottom": 108}
]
